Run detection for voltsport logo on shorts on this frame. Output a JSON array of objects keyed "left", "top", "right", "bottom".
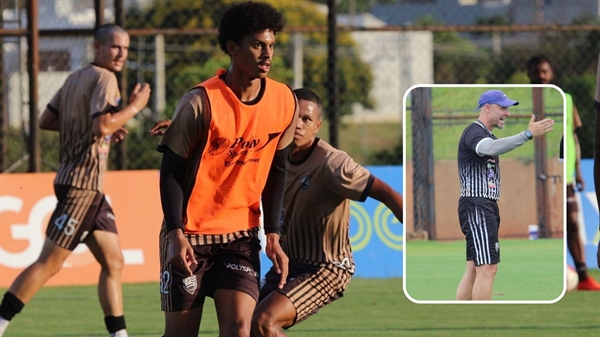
[{"left": 226, "top": 263, "right": 258, "bottom": 278}]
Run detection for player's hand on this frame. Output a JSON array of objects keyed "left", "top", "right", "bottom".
[
  {"left": 149, "top": 119, "right": 172, "bottom": 136},
  {"left": 528, "top": 114, "right": 554, "bottom": 138},
  {"left": 129, "top": 82, "right": 152, "bottom": 112},
  {"left": 111, "top": 128, "right": 128, "bottom": 143},
  {"left": 166, "top": 228, "right": 197, "bottom": 277},
  {"left": 265, "top": 233, "right": 288, "bottom": 289}
]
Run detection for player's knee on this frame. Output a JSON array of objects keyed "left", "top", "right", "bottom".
[
  {"left": 101, "top": 253, "right": 124, "bottom": 274},
  {"left": 566, "top": 216, "right": 580, "bottom": 233},
  {"left": 220, "top": 320, "right": 251, "bottom": 337},
  {"left": 251, "top": 310, "right": 278, "bottom": 336}
]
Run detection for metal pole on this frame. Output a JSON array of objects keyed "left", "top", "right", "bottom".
[
  {"left": 27, "top": 0, "right": 40, "bottom": 172},
  {"left": 411, "top": 87, "right": 436, "bottom": 240},
  {"left": 0, "top": 2, "right": 6, "bottom": 172},
  {"left": 94, "top": 0, "right": 105, "bottom": 30},
  {"left": 327, "top": 0, "right": 339, "bottom": 148},
  {"left": 292, "top": 32, "right": 303, "bottom": 89},
  {"left": 114, "top": 0, "right": 127, "bottom": 170},
  {"left": 533, "top": 87, "right": 551, "bottom": 238},
  {"left": 154, "top": 34, "right": 165, "bottom": 120}
]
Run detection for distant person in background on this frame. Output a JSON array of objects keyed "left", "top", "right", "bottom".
[
  {"left": 594, "top": 52, "right": 600, "bottom": 269},
  {"left": 456, "top": 90, "right": 554, "bottom": 301},
  {"left": 527, "top": 55, "right": 600, "bottom": 290},
  {"left": 0, "top": 24, "right": 151, "bottom": 337}
]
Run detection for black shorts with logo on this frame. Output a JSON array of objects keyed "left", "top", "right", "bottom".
[
  {"left": 458, "top": 197, "right": 500, "bottom": 266},
  {"left": 159, "top": 229, "right": 261, "bottom": 312},
  {"left": 46, "top": 184, "right": 117, "bottom": 251}
]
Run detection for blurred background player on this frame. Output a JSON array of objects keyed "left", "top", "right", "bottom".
[
  {"left": 456, "top": 90, "right": 554, "bottom": 300},
  {"left": 527, "top": 55, "right": 600, "bottom": 290},
  {"left": 250, "top": 88, "right": 403, "bottom": 336},
  {"left": 155, "top": 2, "right": 297, "bottom": 337},
  {"left": 0, "top": 24, "right": 151, "bottom": 337}
]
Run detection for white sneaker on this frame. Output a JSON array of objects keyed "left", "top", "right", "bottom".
[{"left": 110, "top": 329, "right": 128, "bottom": 337}]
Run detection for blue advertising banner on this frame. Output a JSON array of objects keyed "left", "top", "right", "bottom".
[
  {"left": 573, "top": 159, "right": 600, "bottom": 270},
  {"left": 259, "top": 166, "right": 404, "bottom": 278}
]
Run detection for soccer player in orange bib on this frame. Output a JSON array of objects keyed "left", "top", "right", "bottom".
[{"left": 155, "top": 2, "right": 298, "bottom": 336}]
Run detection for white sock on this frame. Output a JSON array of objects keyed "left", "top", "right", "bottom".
[
  {"left": 0, "top": 317, "right": 10, "bottom": 336},
  {"left": 110, "top": 329, "right": 128, "bottom": 337}
]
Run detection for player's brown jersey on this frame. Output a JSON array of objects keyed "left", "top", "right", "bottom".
[
  {"left": 46, "top": 64, "right": 120, "bottom": 191},
  {"left": 282, "top": 138, "right": 373, "bottom": 271},
  {"left": 158, "top": 69, "right": 296, "bottom": 236}
]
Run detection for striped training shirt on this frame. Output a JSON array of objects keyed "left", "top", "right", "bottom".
[
  {"left": 47, "top": 63, "right": 121, "bottom": 191},
  {"left": 281, "top": 138, "right": 373, "bottom": 270},
  {"left": 457, "top": 120, "right": 501, "bottom": 200}
]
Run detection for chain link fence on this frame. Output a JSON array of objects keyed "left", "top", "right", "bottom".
[{"left": 1, "top": 0, "right": 598, "bottom": 173}]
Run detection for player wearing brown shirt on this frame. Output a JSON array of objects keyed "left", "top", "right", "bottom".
[
  {"left": 251, "top": 88, "right": 403, "bottom": 336},
  {"left": 0, "top": 24, "right": 151, "bottom": 337}
]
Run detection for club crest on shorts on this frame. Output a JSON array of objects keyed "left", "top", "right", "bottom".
[{"left": 182, "top": 275, "right": 197, "bottom": 295}]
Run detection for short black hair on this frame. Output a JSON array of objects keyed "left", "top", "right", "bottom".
[
  {"left": 294, "top": 88, "right": 323, "bottom": 120},
  {"left": 526, "top": 55, "right": 552, "bottom": 71},
  {"left": 217, "top": 1, "right": 284, "bottom": 55},
  {"left": 94, "top": 23, "right": 126, "bottom": 44}
]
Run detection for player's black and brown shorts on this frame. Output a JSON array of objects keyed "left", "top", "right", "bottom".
[
  {"left": 46, "top": 184, "right": 117, "bottom": 251},
  {"left": 458, "top": 197, "right": 500, "bottom": 266},
  {"left": 159, "top": 224, "right": 261, "bottom": 312},
  {"left": 258, "top": 259, "right": 353, "bottom": 328}
]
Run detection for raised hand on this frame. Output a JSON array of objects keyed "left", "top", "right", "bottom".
[{"left": 528, "top": 114, "right": 554, "bottom": 138}]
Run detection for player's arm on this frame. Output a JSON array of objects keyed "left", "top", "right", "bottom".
[
  {"left": 92, "top": 82, "right": 151, "bottom": 137},
  {"left": 38, "top": 106, "right": 59, "bottom": 131},
  {"left": 477, "top": 114, "right": 554, "bottom": 156},
  {"left": 158, "top": 90, "right": 205, "bottom": 275},
  {"left": 261, "top": 95, "right": 298, "bottom": 288},
  {"left": 367, "top": 177, "right": 403, "bottom": 222}
]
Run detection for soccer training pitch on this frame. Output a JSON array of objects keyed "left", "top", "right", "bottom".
[
  {"left": 405, "top": 239, "right": 565, "bottom": 301},
  {"left": 2, "top": 271, "right": 599, "bottom": 336}
]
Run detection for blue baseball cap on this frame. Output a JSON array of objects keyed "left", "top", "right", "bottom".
[{"left": 474, "top": 90, "right": 519, "bottom": 111}]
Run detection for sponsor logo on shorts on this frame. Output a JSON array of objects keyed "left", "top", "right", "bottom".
[
  {"left": 182, "top": 275, "right": 197, "bottom": 295},
  {"left": 495, "top": 242, "right": 499, "bottom": 253},
  {"left": 226, "top": 262, "right": 258, "bottom": 278},
  {"left": 106, "top": 212, "right": 115, "bottom": 221}
]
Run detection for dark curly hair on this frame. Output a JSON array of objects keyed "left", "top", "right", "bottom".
[{"left": 217, "top": 1, "right": 284, "bottom": 55}]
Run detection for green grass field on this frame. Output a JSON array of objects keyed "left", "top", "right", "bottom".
[
  {"left": 2, "top": 271, "right": 599, "bottom": 336},
  {"left": 405, "top": 239, "right": 564, "bottom": 301}
]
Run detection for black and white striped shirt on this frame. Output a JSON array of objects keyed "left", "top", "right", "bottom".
[{"left": 458, "top": 120, "right": 500, "bottom": 200}]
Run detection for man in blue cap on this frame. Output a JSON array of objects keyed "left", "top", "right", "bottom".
[{"left": 455, "top": 89, "right": 555, "bottom": 300}]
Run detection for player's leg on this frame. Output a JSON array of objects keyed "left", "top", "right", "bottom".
[
  {"left": 0, "top": 185, "right": 93, "bottom": 334},
  {"left": 472, "top": 263, "right": 498, "bottom": 300},
  {"left": 211, "top": 237, "right": 262, "bottom": 336},
  {"left": 159, "top": 223, "right": 206, "bottom": 337},
  {"left": 252, "top": 262, "right": 351, "bottom": 337},
  {"left": 0, "top": 238, "right": 72, "bottom": 325},
  {"left": 456, "top": 260, "right": 476, "bottom": 300},
  {"left": 252, "top": 291, "right": 295, "bottom": 337},
  {"left": 79, "top": 193, "right": 128, "bottom": 336},
  {"left": 214, "top": 289, "right": 256, "bottom": 337},
  {"left": 164, "top": 308, "right": 204, "bottom": 337}
]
